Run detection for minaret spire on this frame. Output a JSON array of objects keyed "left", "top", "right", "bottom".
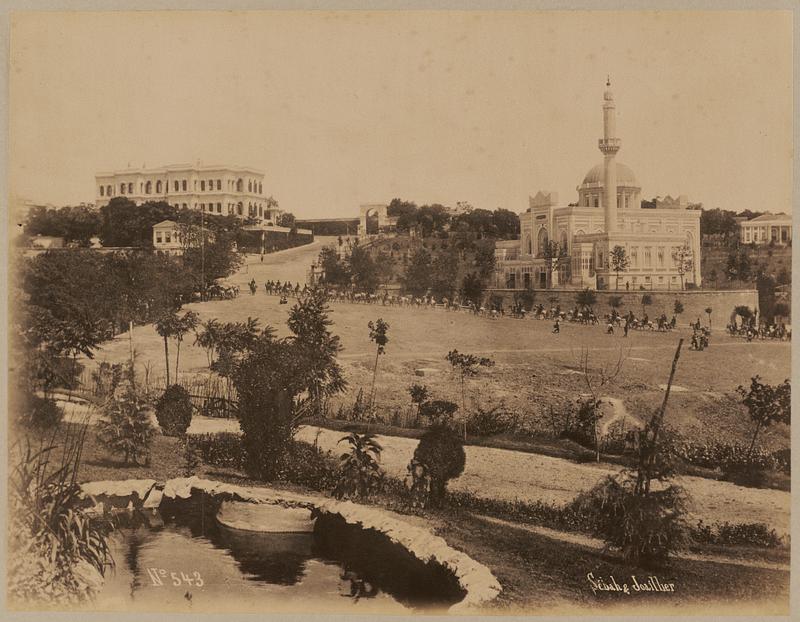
[{"left": 599, "top": 78, "right": 620, "bottom": 233}]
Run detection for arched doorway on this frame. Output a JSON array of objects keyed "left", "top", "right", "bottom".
[{"left": 365, "top": 208, "right": 380, "bottom": 235}]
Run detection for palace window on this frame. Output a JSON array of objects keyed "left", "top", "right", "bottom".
[
  {"left": 100, "top": 186, "right": 104, "bottom": 196},
  {"left": 208, "top": 179, "right": 213, "bottom": 191},
  {"left": 236, "top": 179, "right": 243, "bottom": 192},
  {"left": 174, "top": 180, "right": 179, "bottom": 192},
  {"left": 182, "top": 180, "right": 187, "bottom": 191},
  {"left": 200, "top": 203, "right": 205, "bottom": 210},
  {"left": 145, "top": 181, "right": 152, "bottom": 194},
  {"left": 156, "top": 180, "right": 162, "bottom": 193},
  {"left": 156, "top": 232, "right": 162, "bottom": 243},
  {"left": 182, "top": 203, "right": 187, "bottom": 209},
  {"left": 120, "top": 183, "right": 126, "bottom": 194},
  {"left": 217, "top": 179, "right": 222, "bottom": 190},
  {"left": 630, "top": 247, "right": 638, "bottom": 267},
  {"left": 127, "top": 183, "right": 132, "bottom": 194},
  {"left": 644, "top": 247, "right": 652, "bottom": 267},
  {"left": 200, "top": 180, "right": 205, "bottom": 191},
  {"left": 657, "top": 248, "right": 664, "bottom": 267},
  {"left": 217, "top": 202, "right": 222, "bottom": 213}
]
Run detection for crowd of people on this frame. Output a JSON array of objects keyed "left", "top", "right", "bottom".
[
  {"left": 242, "top": 279, "right": 791, "bottom": 347},
  {"left": 727, "top": 319, "right": 791, "bottom": 342}
]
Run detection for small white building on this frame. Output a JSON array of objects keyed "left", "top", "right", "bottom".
[
  {"left": 152, "top": 220, "right": 214, "bottom": 255},
  {"left": 152, "top": 220, "right": 183, "bottom": 254},
  {"left": 739, "top": 212, "right": 792, "bottom": 245},
  {"left": 30, "top": 235, "right": 64, "bottom": 249}
]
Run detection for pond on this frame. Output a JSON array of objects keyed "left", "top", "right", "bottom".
[{"left": 91, "top": 497, "right": 464, "bottom": 614}]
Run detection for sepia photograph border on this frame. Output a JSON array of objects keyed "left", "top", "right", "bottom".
[{"left": 1, "top": 1, "right": 798, "bottom": 621}]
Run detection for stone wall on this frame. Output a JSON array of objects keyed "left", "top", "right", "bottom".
[{"left": 487, "top": 288, "right": 759, "bottom": 324}]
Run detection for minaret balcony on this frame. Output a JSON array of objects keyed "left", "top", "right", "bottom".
[{"left": 598, "top": 138, "right": 621, "bottom": 154}]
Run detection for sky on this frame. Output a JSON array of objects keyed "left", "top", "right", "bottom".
[{"left": 9, "top": 10, "right": 793, "bottom": 220}]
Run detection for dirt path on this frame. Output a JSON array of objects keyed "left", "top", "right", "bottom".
[{"left": 176, "top": 415, "right": 790, "bottom": 537}]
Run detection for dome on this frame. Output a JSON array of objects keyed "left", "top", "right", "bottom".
[{"left": 581, "top": 162, "right": 639, "bottom": 187}]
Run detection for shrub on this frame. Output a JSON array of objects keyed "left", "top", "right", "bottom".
[
  {"left": 155, "top": 384, "right": 193, "bottom": 436},
  {"left": 277, "top": 441, "right": 339, "bottom": 492},
  {"left": 466, "top": 403, "right": 518, "bottom": 437},
  {"left": 188, "top": 434, "right": 338, "bottom": 492},
  {"left": 691, "top": 520, "right": 783, "bottom": 547},
  {"left": 95, "top": 381, "right": 156, "bottom": 465},
  {"left": 17, "top": 394, "right": 64, "bottom": 430},
  {"left": 418, "top": 399, "right": 459, "bottom": 425},
  {"left": 333, "top": 433, "right": 384, "bottom": 500},
  {"left": 412, "top": 424, "right": 466, "bottom": 505},
  {"left": 188, "top": 432, "right": 245, "bottom": 469},
  {"left": 571, "top": 474, "right": 689, "bottom": 568}
]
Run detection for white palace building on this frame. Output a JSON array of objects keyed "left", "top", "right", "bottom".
[
  {"left": 95, "top": 163, "right": 282, "bottom": 224},
  {"left": 494, "top": 81, "right": 702, "bottom": 291}
]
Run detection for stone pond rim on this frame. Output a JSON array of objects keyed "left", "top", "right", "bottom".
[{"left": 79, "top": 476, "right": 502, "bottom": 613}]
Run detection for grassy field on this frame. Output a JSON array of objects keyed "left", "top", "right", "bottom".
[{"left": 88, "top": 268, "right": 791, "bottom": 452}]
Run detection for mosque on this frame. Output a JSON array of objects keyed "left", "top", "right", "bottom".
[{"left": 494, "top": 80, "right": 702, "bottom": 291}]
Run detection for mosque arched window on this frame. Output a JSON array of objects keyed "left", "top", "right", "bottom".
[
  {"left": 145, "top": 181, "right": 152, "bottom": 194},
  {"left": 156, "top": 180, "right": 162, "bottom": 193},
  {"left": 537, "top": 228, "right": 549, "bottom": 256}
]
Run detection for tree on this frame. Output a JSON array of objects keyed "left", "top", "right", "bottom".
[
  {"left": 173, "top": 311, "right": 200, "bottom": 380},
  {"left": 541, "top": 240, "right": 565, "bottom": 289},
  {"left": 671, "top": 243, "right": 694, "bottom": 290},
  {"left": 641, "top": 293, "right": 653, "bottom": 316},
  {"left": 460, "top": 272, "right": 484, "bottom": 309},
  {"left": 577, "top": 346, "right": 628, "bottom": 461},
  {"left": 473, "top": 243, "right": 496, "bottom": 280},
  {"left": 99, "top": 198, "right": 176, "bottom": 247},
  {"left": 491, "top": 208, "right": 521, "bottom": 239},
  {"left": 673, "top": 300, "right": 684, "bottom": 317},
  {"left": 700, "top": 208, "right": 739, "bottom": 238},
  {"left": 576, "top": 288, "right": 598, "bottom": 314},
  {"left": 430, "top": 250, "right": 459, "bottom": 300},
  {"left": 287, "top": 290, "right": 347, "bottom": 419},
  {"left": 318, "top": 246, "right": 350, "bottom": 287},
  {"left": 348, "top": 243, "right": 379, "bottom": 293},
  {"left": 608, "top": 295, "right": 623, "bottom": 313},
  {"left": 367, "top": 319, "right": 389, "bottom": 409},
  {"left": 445, "top": 350, "right": 495, "bottom": 439},
  {"left": 705, "top": 307, "right": 713, "bottom": 329},
  {"left": 408, "top": 384, "right": 430, "bottom": 420},
  {"left": 276, "top": 212, "right": 296, "bottom": 228},
  {"left": 24, "top": 205, "right": 101, "bottom": 246},
  {"left": 403, "top": 248, "right": 433, "bottom": 297},
  {"left": 155, "top": 312, "right": 180, "bottom": 386},
  {"left": 609, "top": 246, "right": 630, "bottom": 290},
  {"left": 736, "top": 376, "right": 791, "bottom": 458}
]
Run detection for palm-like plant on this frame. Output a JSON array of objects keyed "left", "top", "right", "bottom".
[
  {"left": 333, "top": 432, "right": 384, "bottom": 500},
  {"left": 173, "top": 310, "right": 200, "bottom": 381},
  {"left": 96, "top": 381, "right": 156, "bottom": 465}
]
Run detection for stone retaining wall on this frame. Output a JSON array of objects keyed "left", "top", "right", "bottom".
[{"left": 80, "top": 476, "right": 501, "bottom": 612}]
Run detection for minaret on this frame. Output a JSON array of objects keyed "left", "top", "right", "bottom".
[{"left": 599, "top": 77, "right": 620, "bottom": 233}]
